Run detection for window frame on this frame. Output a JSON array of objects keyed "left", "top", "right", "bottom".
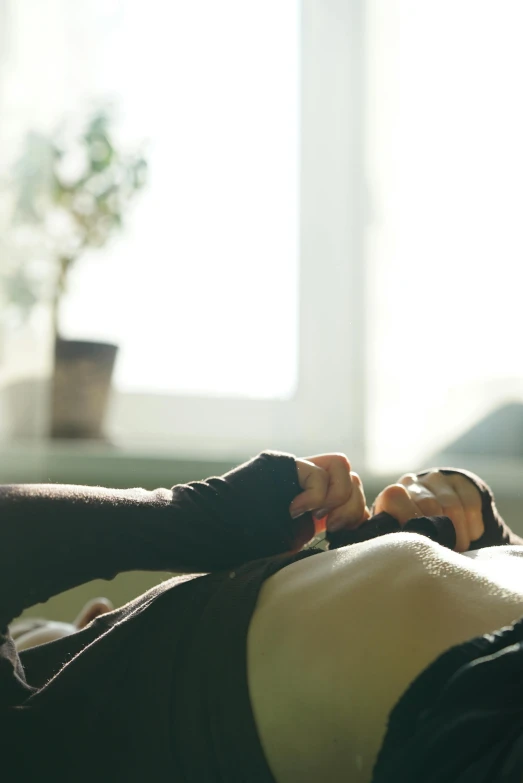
[{"left": 107, "top": 0, "right": 370, "bottom": 464}]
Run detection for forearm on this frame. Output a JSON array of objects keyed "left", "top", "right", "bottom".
[{"left": 0, "top": 451, "right": 308, "bottom": 627}]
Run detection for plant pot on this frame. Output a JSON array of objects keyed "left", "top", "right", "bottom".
[{"left": 50, "top": 339, "right": 118, "bottom": 440}]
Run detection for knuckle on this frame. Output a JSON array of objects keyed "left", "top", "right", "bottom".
[
  {"left": 417, "top": 496, "right": 440, "bottom": 512},
  {"left": 328, "top": 486, "right": 350, "bottom": 506},
  {"left": 384, "top": 484, "right": 409, "bottom": 500},
  {"left": 418, "top": 470, "right": 444, "bottom": 488},
  {"left": 380, "top": 485, "right": 412, "bottom": 513},
  {"left": 333, "top": 453, "right": 351, "bottom": 470},
  {"left": 312, "top": 489, "right": 327, "bottom": 506},
  {"left": 348, "top": 485, "right": 365, "bottom": 507},
  {"left": 316, "top": 465, "right": 330, "bottom": 483}
]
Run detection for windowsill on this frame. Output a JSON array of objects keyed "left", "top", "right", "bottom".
[
  {"left": 2, "top": 439, "right": 523, "bottom": 501},
  {"left": 0, "top": 437, "right": 244, "bottom": 488}
]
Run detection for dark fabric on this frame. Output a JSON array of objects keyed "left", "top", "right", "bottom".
[
  {"left": 0, "top": 450, "right": 311, "bottom": 781},
  {"left": 170, "top": 548, "right": 322, "bottom": 783},
  {"left": 372, "top": 613, "right": 523, "bottom": 783},
  {"left": 18, "top": 552, "right": 326, "bottom": 783},
  {"left": 327, "top": 510, "right": 458, "bottom": 551},
  {"left": 2, "top": 457, "right": 523, "bottom": 781},
  {"left": 327, "top": 466, "right": 523, "bottom": 783},
  {"left": 0, "top": 450, "right": 311, "bottom": 631},
  {"left": 416, "top": 467, "right": 523, "bottom": 550}
]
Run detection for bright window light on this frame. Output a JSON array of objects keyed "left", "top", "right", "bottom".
[
  {"left": 60, "top": 0, "right": 300, "bottom": 399},
  {"left": 1, "top": 0, "right": 300, "bottom": 400},
  {"left": 367, "top": 0, "right": 523, "bottom": 473}
]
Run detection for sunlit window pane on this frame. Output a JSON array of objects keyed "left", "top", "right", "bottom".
[
  {"left": 2, "top": 0, "right": 300, "bottom": 399},
  {"left": 65, "top": 0, "right": 300, "bottom": 399}
]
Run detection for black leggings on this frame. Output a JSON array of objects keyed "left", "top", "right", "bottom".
[{"left": 371, "top": 613, "right": 523, "bottom": 782}]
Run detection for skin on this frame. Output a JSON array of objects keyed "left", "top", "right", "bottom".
[
  {"left": 247, "top": 536, "right": 523, "bottom": 783},
  {"left": 248, "top": 459, "right": 523, "bottom": 783},
  {"left": 7, "top": 453, "right": 367, "bottom": 657},
  {"left": 291, "top": 454, "right": 371, "bottom": 534},
  {"left": 10, "top": 455, "right": 514, "bottom": 781},
  {"left": 291, "top": 454, "right": 485, "bottom": 552}
]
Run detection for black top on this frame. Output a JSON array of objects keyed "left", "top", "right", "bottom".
[
  {"left": 372, "top": 606, "right": 523, "bottom": 782},
  {"left": 1, "top": 453, "right": 521, "bottom": 781},
  {"left": 0, "top": 450, "right": 314, "bottom": 781}
]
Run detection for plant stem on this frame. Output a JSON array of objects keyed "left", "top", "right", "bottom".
[{"left": 51, "top": 256, "right": 72, "bottom": 346}]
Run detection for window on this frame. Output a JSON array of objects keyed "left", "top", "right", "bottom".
[
  {"left": 4, "top": 2, "right": 515, "bottom": 477},
  {"left": 62, "top": 1, "right": 300, "bottom": 401},
  {"left": 0, "top": 1, "right": 368, "bottom": 463}
]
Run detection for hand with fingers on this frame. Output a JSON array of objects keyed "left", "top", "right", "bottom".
[
  {"left": 371, "top": 470, "right": 485, "bottom": 553},
  {"left": 290, "top": 453, "right": 371, "bottom": 536}
]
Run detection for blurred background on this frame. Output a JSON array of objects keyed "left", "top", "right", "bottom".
[{"left": 2, "top": 1, "right": 523, "bottom": 612}]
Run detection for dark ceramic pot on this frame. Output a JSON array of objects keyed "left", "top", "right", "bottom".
[{"left": 50, "top": 338, "right": 118, "bottom": 440}]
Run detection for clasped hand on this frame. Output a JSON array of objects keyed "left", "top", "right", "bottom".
[{"left": 290, "top": 453, "right": 484, "bottom": 552}]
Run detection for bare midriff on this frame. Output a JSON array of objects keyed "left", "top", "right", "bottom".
[{"left": 247, "top": 534, "right": 523, "bottom": 783}]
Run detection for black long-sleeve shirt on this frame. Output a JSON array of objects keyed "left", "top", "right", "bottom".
[
  {"left": 0, "top": 453, "right": 520, "bottom": 781},
  {"left": 0, "top": 450, "right": 314, "bottom": 781}
]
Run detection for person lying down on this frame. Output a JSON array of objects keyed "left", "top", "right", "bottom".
[{"left": 1, "top": 450, "right": 523, "bottom": 783}]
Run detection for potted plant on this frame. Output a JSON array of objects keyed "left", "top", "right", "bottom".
[{"left": 0, "top": 107, "right": 147, "bottom": 440}]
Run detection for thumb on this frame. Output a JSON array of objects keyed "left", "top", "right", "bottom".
[{"left": 373, "top": 484, "right": 422, "bottom": 524}]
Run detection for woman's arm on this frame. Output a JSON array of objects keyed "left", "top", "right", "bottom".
[{"left": 0, "top": 450, "right": 307, "bottom": 629}]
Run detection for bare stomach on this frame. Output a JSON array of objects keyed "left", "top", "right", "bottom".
[{"left": 247, "top": 535, "right": 523, "bottom": 783}]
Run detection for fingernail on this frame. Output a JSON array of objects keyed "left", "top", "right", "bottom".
[
  {"left": 290, "top": 509, "right": 305, "bottom": 520},
  {"left": 313, "top": 508, "right": 328, "bottom": 520}
]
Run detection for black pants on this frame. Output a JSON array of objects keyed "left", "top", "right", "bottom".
[{"left": 372, "top": 614, "right": 523, "bottom": 782}]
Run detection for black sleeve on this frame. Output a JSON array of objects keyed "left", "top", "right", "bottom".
[
  {"left": 326, "top": 510, "right": 458, "bottom": 551},
  {"left": 0, "top": 450, "right": 312, "bottom": 628},
  {"left": 327, "top": 466, "right": 523, "bottom": 552}
]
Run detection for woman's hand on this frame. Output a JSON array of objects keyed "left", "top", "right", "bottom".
[
  {"left": 372, "top": 470, "right": 485, "bottom": 552},
  {"left": 290, "top": 453, "right": 371, "bottom": 535}
]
